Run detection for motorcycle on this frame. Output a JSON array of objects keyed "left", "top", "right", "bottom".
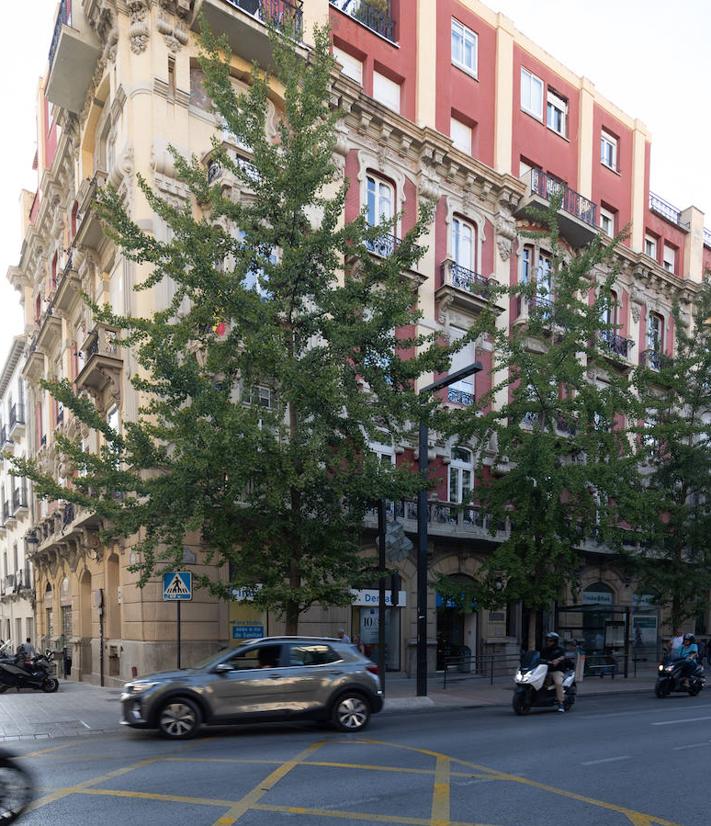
[
  {"left": 513, "top": 651, "right": 577, "bottom": 715},
  {"left": 655, "top": 656, "right": 705, "bottom": 698},
  {"left": 0, "top": 749, "right": 34, "bottom": 824},
  {"left": 0, "top": 651, "right": 59, "bottom": 694}
]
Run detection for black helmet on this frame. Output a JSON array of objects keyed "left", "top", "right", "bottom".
[
  {"left": 544, "top": 632, "right": 560, "bottom": 642},
  {"left": 684, "top": 633, "right": 696, "bottom": 643}
]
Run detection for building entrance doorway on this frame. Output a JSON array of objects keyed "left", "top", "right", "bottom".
[{"left": 436, "top": 575, "right": 477, "bottom": 670}]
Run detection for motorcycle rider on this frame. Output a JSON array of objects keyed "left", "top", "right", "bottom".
[
  {"left": 678, "top": 633, "right": 699, "bottom": 687},
  {"left": 540, "top": 631, "right": 568, "bottom": 712}
]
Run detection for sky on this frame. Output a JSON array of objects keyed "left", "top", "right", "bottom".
[{"left": 0, "top": 0, "right": 708, "bottom": 369}]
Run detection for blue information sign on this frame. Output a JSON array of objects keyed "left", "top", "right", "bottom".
[
  {"left": 232, "top": 624, "right": 264, "bottom": 640},
  {"left": 163, "top": 571, "right": 192, "bottom": 601}
]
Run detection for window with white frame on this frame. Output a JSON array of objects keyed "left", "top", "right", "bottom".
[
  {"left": 333, "top": 46, "right": 363, "bottom": 85},
  {"left": 600, "top": 130, "right": 617, "bottom": 170},
  {"left": 451, "top": 19, "right": 478, "bottom": 76},
  {"left": 646, "top": 311, "right": 664, "bottom": 352},
  {"left": 600, "top": 289, "right": 618, "bottom": 329},
  {"left": 600, "top": 206, "right": 615, "bottom": 237},
  {"left": 451, "top": 216, "right": 476, "bottom": 272},
  {"left": 536, "top": 252, "right": 552, "bottom": 301},
  {"left": 370, "top": 438, "right": 395, "bottom": 466},
  {"left": 366, "top": 174, "right": 394, "bottom": 227},
  {"left": 520, "top": 68, "right": 544, "bottom": 119},
  {"left": 448, "top": 326, "right": 476, "bottom": 406},
  {"left": 546, "top": 89, "right": 567, "bottom": 136},
  {"left": 644, "top": 234, "right": 657, "bottom": 259},
  {"left": 663, "top": 243, "right": 676, "bottom": 274},
  {"left": 450, "top": 116, "right": 472, "bottom": 154},
  {"left": 448, "top": 446, "right": 473, "bottom": 503},
  {"left": 520, "top": 244, "right": 533, "bottom": 284},
  {"left": 373, "top": 71, "right": 400, "bottom": 113}
]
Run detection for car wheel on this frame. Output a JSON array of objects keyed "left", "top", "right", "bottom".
[
  {"left": 331, "top": 693, "right": 371, "bottom": 732},
  {"left": 41, "top": 678, "right": 59, "bottom": 693},
  {"left": 157, "top": 698, "right": 202, "bottom": 739}
]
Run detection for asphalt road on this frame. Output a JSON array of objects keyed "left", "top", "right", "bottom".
[{"left": 11, "top": 691, "right": 709, "bottom": 826}]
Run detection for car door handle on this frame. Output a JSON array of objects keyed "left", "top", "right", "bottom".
[{"left": 328, "top": 670, "right": 344, "bottom": 676}]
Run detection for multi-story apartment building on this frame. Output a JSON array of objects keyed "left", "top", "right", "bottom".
[
  {"left": 6, "top": 0, "right": 710, "bottom": 679},
  {"left": 0, "top": 336, "right": 34, "bottom": 649}
]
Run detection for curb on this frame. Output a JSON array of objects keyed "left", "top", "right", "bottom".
[{"left": 382, "top": 685, "right": 653, "bottom": 714}]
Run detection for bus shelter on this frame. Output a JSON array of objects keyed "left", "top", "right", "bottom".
[{"left": 555, "top": 603, "right": 661, "bottom": 678}]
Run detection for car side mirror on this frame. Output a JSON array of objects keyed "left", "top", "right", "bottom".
[{"left": 213, "top": 662, "right": 234, "bottom": 674}]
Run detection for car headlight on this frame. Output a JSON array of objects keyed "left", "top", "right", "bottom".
[
  {"left": 125, "top": 681, "right": 159, "bottom": 695},
  {"left": 658, "top": 665, "right": 664, "bottom": 672}
]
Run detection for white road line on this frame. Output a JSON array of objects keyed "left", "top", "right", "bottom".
[
  {"left": 79, "top": 721, "right": 91, "bottom": 729},
  {"left": 673, "top": 742, "right": 711, "bottom": 751},
  {"left": 652, "top": 715, "right": 711, "bottom": 726},
  {"left": 580, "top": 755, "right": 631, "bottom": 766}
]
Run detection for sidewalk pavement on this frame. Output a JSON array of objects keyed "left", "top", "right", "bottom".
[{"left": 0, "top": 669, "right": 657, "bottom": 742}]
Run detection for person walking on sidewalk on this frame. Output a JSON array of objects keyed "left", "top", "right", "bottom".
[{"left": 541, "top": 632, "right": 567, "bottom": 713}]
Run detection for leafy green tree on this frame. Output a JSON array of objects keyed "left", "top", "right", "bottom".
[
  {"left": 632, "top": 280, "right": 711, "bottom": 630},
  {"left": 447, "top": 204, "right": 638, "bottom": 648},
  {"left": 15, "top": 24, "right": 457, "bottom": 633}
]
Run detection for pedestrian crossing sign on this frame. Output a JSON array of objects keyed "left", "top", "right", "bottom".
[{"left": 163, "top": 571, "right": 192, "bottom": 601}]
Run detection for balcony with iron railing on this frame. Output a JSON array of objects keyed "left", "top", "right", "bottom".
[
  {"left": 364, "top": 499, "right": 509, "bottom": 541},
  {"left": 76, "top": 323, "right": 122, "bottom": 393},
  {"left": 436, "top": 259, "right": 502, "bottom": 317},
  {"left": 329, "top": 0, "right": 396, "bottom": 43},
  {"left": 516, "top": 170, "right": 598, "bottom": 247},
  {"left": 9, "top": 402, "right": 26, "bottom": 439},
  {"left": 640, "top": 349, "right": 672, "bottom": 372},
  {"left": 649, "top": 192, "right": 689, "bottom": 229},
  {"left": 47, "top": 0, "right": 100, "bottom": 114},
  {"left": 599, "top": 330, "right": 635, "bottom": 362}
]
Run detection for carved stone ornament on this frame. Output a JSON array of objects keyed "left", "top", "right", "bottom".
[
  {"left": 495, "top": 206, "right": 517, "bottom": 261},
  {"left": 629, "top": 287, "right": 643, "bottom": 323},
  {"left": 128, "top": 0, "right": 150, "bottom": 54}
]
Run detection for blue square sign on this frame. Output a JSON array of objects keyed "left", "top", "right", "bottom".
[{"left": 163, "top": 571, "right": 192, "bottom": 601}]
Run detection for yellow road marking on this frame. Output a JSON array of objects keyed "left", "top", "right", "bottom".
[
  {"left": 211, "top": 740, "right": 327, "bottom": 825},
  {"left": 78, "top": 787, "right": 234, "bottom": 808},
  {"left": 15, "top": 743, "right": 75, "bottom": 760},
  {"left": 359, "top": 738, "right": 682, "bottom": 826},
  {"left": 251, "top": 802, "right": 497, "bottom": 826},
  {"left": 431, "top": 757, "right": 450, "bottom": 826},
  {"left": 25, "top": 757, "right": 160, "bottom": 814}
]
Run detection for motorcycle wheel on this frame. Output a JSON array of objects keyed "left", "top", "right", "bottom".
[
  {"left": 512, "top": 692, "right": 531, "bottom": 715},
  {"left": 0, "top": 754, "right": 34, "bottom": 824},
  {"left": 563, "top": 696, "right": 575, "bottom": 712},
  {"left": 655, "top": 682, "right": 670, "bottom": 698},
  {"left": 688, "top": 684, "right": 702, "bottom": 697},
  {"left": 41, "top": 678, "right": 59, "bottom": 694}
]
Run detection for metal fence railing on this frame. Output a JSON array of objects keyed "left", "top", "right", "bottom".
[{"left": 442, "top": 653, "right": 524, "bottom": 688}]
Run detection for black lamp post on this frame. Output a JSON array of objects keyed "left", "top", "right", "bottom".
[{"left": 416, "top": 362, "right": 482, "bottom": 697}]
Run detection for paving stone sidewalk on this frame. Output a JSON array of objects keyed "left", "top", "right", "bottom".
[{"left": 0, "top": 668, "right": 659, "bottom": 741}]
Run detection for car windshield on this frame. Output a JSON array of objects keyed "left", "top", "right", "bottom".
[{"left": 521, "top": 651, "right": 541, "bottom": 669}]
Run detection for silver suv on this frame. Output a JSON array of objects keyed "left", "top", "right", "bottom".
[{"left": 120, "top": 636, "right": 383, "bottom": 739}]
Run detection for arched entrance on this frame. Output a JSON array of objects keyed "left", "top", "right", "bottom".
[{"left": 435, "top": 574, "right": 477, "bottom": 670}]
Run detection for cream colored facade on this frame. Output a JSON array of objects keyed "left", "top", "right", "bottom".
[
  {"left": 0, "top": 337, "right": 34, "bottom": 650},
  {"left": 5, "top": 0, "right": 710, "bottom": 681}
]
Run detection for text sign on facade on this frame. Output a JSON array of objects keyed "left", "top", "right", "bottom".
[
  {"left": 350, "top": 589, "right": 407, "bottom": 607},
  {"left": 231, "top": 623, "right": 265, "bottom": 640},
  {"left": 162, "top": 571, "right": 192, "bottom": 601}
]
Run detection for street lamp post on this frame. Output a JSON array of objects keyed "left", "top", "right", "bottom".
[{"left": 416, "top": 362, "right": 482, "bottom": 697}]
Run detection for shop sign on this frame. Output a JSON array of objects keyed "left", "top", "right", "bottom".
[
  {"left": 350, "top": 589, "right": 407, "bottom": 607},
  {"left": 582, "top": 590, "right": 613, "bottom": 606},
  {"left": 231, "top": 585, "right": 262, "bottom": 602},
  {"left": 232, "top": 622, "right": 265, "bottom": 640}
]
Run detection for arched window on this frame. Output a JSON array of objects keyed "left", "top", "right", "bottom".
[
  {"left": 448, "top": 446, "right": 473, "bottom": 504},
  {"left": 451, "top": 216, "right": 476, "bottom": 273},
  {"left": 366, "top": 173, "right": 394, "bottom": 227}
]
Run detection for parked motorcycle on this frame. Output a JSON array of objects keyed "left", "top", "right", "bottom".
[
  {"left": 513, "top": 651, "right": 577, "bottom": 715},
  {"left": 0, "top": 749, "right": 34, "bottom": 824},
  {"left": 655, "top": 656, "right": 705, "bottom": 698},
  {"left": 0, "top": 651, "right": 58, "bottom": 694}
]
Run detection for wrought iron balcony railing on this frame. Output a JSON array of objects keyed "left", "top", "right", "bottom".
[
  {"left": 365, "top": 231, "right": 401, "bottom": 258},
  {"left": 599, "top": 330, "right": 635, "bottom": 359},
  {"left": 48, "top": 0, "right": 71, "bottom": 68},
  {"left": 330, "top": 0, "right": 396, "bottom": 43},
  {"left": 640, "top": 349, "right": 672, "bottom": 371},
  {"left": 444, "top": 261, "right": 492, "bottom": 300},
  {"left": 447, "top": 386, "right": 475, "bottom": 406},
  {"left": 526, "top": 169, "right": 597, "bottom": 228},
  {"left": 224, "top": 0, "right": 304, "bottom": 38}
]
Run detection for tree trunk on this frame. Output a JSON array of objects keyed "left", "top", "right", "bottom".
[
  {"left": 527, "top": 607, "right": 537, "bottom": 651},
  {"left": 285, "top": 597, "right": 300, "bottom": 635}
]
